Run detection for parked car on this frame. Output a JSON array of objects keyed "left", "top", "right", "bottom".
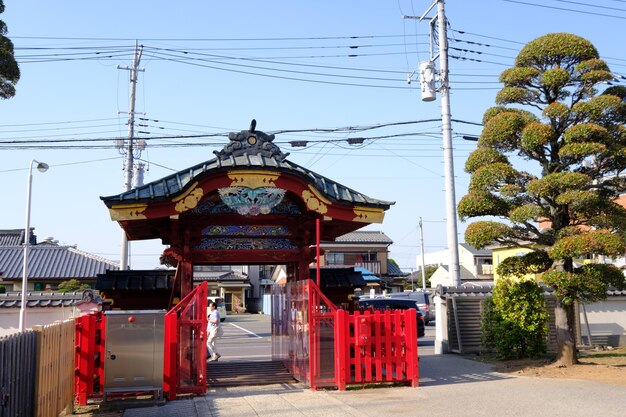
[
  {"left": 358, "top": 298, "right": 425, "bottom": 338},
  {"left": 386, "top": 291, "right": 434, "bottom": 324},
  {"left": 207, "top": 296, "right": 227, "bottom": 322}
]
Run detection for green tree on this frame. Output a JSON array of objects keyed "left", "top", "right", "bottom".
[
  {"left": 0, "top": 0, "right": 20, "bottom": 99},
  {"left": 57, "top": 279, "right": 89, "bottom": 293},
  {"left": 458, "top": 33, "right": 626, "bottom": 366}
]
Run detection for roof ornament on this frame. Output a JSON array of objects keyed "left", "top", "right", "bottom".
[{"left": 214, "top": 119, "right": 290, "bottom": 161}]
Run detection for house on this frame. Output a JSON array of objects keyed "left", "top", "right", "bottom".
[
  {"left": 0, "top": 228, "right": 119, "bottom": 291},
  {"left": 419, "top": 243, "right": 494, "bottom": 287},
  {"left": 318, "top": 230, "right": 406, "bottom": 292},
  {"left": 193, "top": 265, "right": 252, "bottom": 313}
]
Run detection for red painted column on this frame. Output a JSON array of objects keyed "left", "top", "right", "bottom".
[{"left": 316, "top": 218, "right": 321, "bottom": 287}]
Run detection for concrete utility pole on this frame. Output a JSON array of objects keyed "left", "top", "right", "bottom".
[
  {"left": 419, "top": 217, "right": 427, "bottom": 291},
  {"left": 405, "top": 0, "right": 461, "bottom": 287},
  {"left": 117, "top": 41, "right": 144, "bottom": 270}
]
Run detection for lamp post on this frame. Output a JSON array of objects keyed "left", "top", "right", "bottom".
[{"left": 19, "top": 159, "right": 49, "bottom": 332}]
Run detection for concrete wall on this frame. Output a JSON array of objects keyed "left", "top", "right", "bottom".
[
  {"left": 580, "top": 297, "right": 626, "bottom": 347},
  {"left": 0, "top": 307, "right": 80, "bottom": 337}
]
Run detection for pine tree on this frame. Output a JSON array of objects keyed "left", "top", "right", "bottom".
[{"left": 458, "top": 33, "right": 626, "bottom": 365}]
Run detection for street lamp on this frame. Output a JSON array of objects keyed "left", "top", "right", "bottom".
[{"left": 19, "top": 159, "right": 49, "bottom": 332}]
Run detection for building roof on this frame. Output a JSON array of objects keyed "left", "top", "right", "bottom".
[
  {"left": 193, "top": 270, "right": 249, "bottom": 282},
  {"left": 309, "top": 267, "right": 367, "bottom": 288},
  {"left": 459, "top": 243, "right": 492, "bottom": 257},
  {"left": 0, "top": 290, "right": 100, "bottom": 308},
  {"left": 386, "top": 260, "right": 406, "bottom": 277},
  {"left": 101, "top": 127, "right": 393, "bottom": 209},
  {"left": 95, "top": 270, "right": 175, "bottom": 290},
  {"left": 354, "top": 267, "right": 381, "bottom": 282},
  {"left": 0, "top": 228, "right": 36, "bottom": 247},
  {"left": 332, "top": 230, "right": 393, "bottom": 244},
  {"left": 0, "top": 245, "right": 119, "bottom": 280}
]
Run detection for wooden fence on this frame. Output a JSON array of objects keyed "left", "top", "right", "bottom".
[
  {"left": 0, "top": 331, "right": 37, "bottom": 417},
  {"left": 0, "top": 320, "right": 75, "bottom": 417},
  {"left": 33, "top": 320, "right": 75, "bottom": 417}
]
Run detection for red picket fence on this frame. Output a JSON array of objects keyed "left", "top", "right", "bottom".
[
  {"left": 74, "top": 312, "right": 105, "bottom": 405},
  {"left": 164, "top": 281, "right": 207, "bottom": 400},
  {"left": 334, "top": 309, "right": 419, "bottom": 389}
]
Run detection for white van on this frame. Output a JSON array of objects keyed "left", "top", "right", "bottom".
[{"left": 208, "top": 296, "right": 227, "bottom": 322}]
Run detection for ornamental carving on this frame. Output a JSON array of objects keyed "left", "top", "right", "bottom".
[
  {"left": 174, "top": 188, "right": 204, "bottom": 213},
  {"left": 218, "top": 187, "right": 286, "bottom": 216},
  {"left": 301, "top": 190, "right": 328, "bottom": 215},
  {"left": 214, "top": 119, "right": 289, "bottom": 161},
  {"left": 193, "top": 237, "right": 298, "bottom": 250}
]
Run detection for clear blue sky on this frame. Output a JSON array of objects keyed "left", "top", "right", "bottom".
[{"left": 1, "top": 1, "right": 624, "bottom": 270}]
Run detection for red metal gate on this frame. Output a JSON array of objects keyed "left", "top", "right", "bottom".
[
  {"left": 272, "top": 279, "right": 418, "bottom": 390},
  {"left": 164, "top": 281, "right": 208, "bottom": 400}
]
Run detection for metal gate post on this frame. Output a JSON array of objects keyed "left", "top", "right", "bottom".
[
  {"left": 163, "top": 312, "right": 178, "bottom": 400},
  {"left": 334, "top": 309, "right": 348, "bottom": 390}
]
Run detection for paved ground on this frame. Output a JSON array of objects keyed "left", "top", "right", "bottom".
[
  {"left": 121, "top": 353, "right": 626, "bottom": 417},
  {"left": 114, "top": 317, "right": 626, "bottom": 417}
]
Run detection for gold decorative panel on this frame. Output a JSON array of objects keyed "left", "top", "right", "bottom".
[
  {"left": 353, "top": 206, "right": 385, "bottom": 223},
  {"left": 227, "top": 170, "right": 280, "bottom": 189},
  {"left": 109, "top": 204, "right": 148, "bottom": 221}
]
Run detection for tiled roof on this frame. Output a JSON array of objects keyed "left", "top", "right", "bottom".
[
  {"left": 0, "top": 228, "right": 36, "bottom": 247},
  {"left": 436, "top": 284, "right": 626, "bottom": 298},
  {"left": 0, "top": 245, "right": 119, "bottom": 280},
  {"left": 194, "top": 270, "right": 249, "bottom": 282},
  {"left": 96, "top": 270, "right": 175, "bottom": 290},
  {"left": 101, "top": 153, "right": 394, "bottom": 209},
  {"left": 0, "top": 291, "right": 98, "bottom": 308},
  {"left": 386, "top": 260, "right": 406, "bottom": 276},
  {"left": 333, "top": 231, "right": 393, "bottom": 244}
]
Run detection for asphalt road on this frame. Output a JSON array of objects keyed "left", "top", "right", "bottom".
[
  {"left": 217, "top": 312, "right": 437, "bottom": 362},
  {"left": 217, "top": 313, "right": 272, "bottom": 362}
]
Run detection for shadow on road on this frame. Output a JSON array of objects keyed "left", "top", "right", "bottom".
[{"left": 418, "top": 354, "right": 512, "bottom": 387}]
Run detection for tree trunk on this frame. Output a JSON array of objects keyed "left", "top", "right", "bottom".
[{"left": 554, "top": 297, "right": 578, "bottom": 366}]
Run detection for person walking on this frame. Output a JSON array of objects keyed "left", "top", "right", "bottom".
[{"left": 207, "top": 301, "right": 222, "bottom": 362}]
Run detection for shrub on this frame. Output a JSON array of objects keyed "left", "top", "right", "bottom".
[
  {"left": 0, "top": 285, "right": 6, "bottom": 294},
  {"left": 57, "top": 279, "right": 89, "bottom": 293},
  {"left": 481, "top": 279, "right": 549, "bottom": 359}
]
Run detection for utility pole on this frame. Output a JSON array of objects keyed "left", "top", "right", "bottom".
[
  {"left": 405, "top": 0, "right": 461, "bottom": 287},
  {"left": 117, "top": 41, "right": 144, "bottom": 270},
  {"left": 419, "top": 217, "right": 427, "bottom": 291}
]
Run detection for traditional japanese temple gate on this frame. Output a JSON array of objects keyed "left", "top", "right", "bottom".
[{"left": 98, "top": 121, "right": 417, "bottom": 396}]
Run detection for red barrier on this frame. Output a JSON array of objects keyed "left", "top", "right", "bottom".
[
  {"left": 74, "top": 312, "right": 105, "bottom": 405},
  {"left": 334, "top": 309, "right": 418, "bottom": 388},
  {"left": 272, "top": 279, "right": 418, "bottom": 390},
  {"left": 163, "top": 282, "right": 207, "bottom": 400}
]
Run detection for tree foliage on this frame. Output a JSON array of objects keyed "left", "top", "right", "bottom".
[
  {"left": 0, "top": 0, "right": 19, "bottom": 99},
  {"left": 481, "top": 279, "right": 549, "bottom": 359},
  {"left": 459, "top": 33, "right": 626, "bottom": 364},
  {"left": 57, "top": 279, "right": 89, "bottom": 293}
]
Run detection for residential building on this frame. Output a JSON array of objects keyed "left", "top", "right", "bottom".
[
  {"left": 318, "top": 230, "right": 406, "bottom": 292},
  {"left": 419, "top": 243, "right": 494, "bottom": 287},
  {"left": 0, "top": 228, "right": 119, "bottom": 291}
]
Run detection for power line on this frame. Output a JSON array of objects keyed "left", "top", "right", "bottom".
[{"left": 503, "top": 0, "right": 626, "bottom": 19}]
